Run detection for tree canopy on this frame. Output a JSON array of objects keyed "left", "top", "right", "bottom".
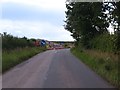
[{"left": 64, "top": 1, "right": 120, "bottom": 52}]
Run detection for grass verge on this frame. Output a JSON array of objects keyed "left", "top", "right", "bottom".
[
  {"left": 71, "top": 47, "right": 119, "bottom": 88},
  {"left": 2, "top": 47, "right": 46, "bottom": 73}
]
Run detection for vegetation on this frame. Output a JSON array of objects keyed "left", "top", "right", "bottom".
[
  {"left": 64, "top": 1, "right": 120, "bottom": 88},
  {"left": 0, "top": 35, "right": 1, "bottom": 74},
  {"left": 2, "top": 33, "right": 46, "bottom": 73},
  {"left": 90, "top": 33, "right": 117, "bottom": 52},
  {"left": 2, "top": 47, "right": 46, "bottom": 73},
  {"left": 2, "top": 32, "right": 34, "bottom": 50},
  {"left": 71, "top": 47, "right": 119, "bottom": 88},
  {"left": 64, "top": 2, "right": 120, "bottom": 52}
]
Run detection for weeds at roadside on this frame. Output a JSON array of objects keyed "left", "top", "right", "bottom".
[
  {"left": 2, "top": 47, "right": 46, "bottom": 73},
  {"left": 71, "top": 47, "right": 119, "bottom": 88}
]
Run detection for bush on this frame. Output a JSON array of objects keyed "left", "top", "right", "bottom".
[
  {"left": 90, "top": 33, "right": 117, "bottom": 53},
  {"left": 2, "top": 32, "right": 34, "bottom": 50}
]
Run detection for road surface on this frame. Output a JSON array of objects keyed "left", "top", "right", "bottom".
[{"left": 3, "top": 49, "right": 114, "bottom": 88}]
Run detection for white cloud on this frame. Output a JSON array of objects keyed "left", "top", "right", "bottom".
[
  {"left": 1, "top": 0, "right": 66, "bottom": 11},
  {"left": 0, "top": 0, "right": 73, "bottom": 41},
  {"left": 0, "top": 3, "right": 2, "bottom": 19},
  {"left": 0, "top": 19, "right": 74, "bottom": 41}
]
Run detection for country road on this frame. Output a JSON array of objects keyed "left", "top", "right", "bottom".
[{"left": 2, "top": 49, "right": 114, "bottom": 88}]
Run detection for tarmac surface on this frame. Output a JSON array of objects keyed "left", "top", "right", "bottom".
[{"left": 2, "top": 49, "right": 114, "bottom": 88}]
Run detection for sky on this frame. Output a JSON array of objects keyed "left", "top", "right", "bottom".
[{"left": 0, "top": 0, "right": 74, "bottom": 41}]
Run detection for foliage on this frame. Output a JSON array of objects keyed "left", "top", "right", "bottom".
[
  {"left": 64, "top": 1, "right": 120, "bottom": 53},
  {"left": 112, "top": 2, "right": 120, "bottom": 53},
  {"left": 2, "top": 32, "right": 47, "bottom": 73},
  {"left": 65, "top": 1, "right": 120, "bottom": 88},
  {"left": 90, "top": 33, "right": 117, "bottom": 53},
  {"left": 2, "top": 32, "right": 34, "bottom": 50},
  {"left": 71, "top": 47, "right": 119, "bottom": 88},
  {"left": 65, "top": 2, "right": 109, "bottom": 49},
  {"left": 2, "top": 47, "right": 46, "bottom": 73}
]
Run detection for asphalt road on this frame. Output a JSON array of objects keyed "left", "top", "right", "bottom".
[{"left": 2, "top": 49, "right": 114, "bottom": 88}]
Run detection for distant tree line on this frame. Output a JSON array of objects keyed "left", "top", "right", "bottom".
[
  {"left": 2, "top": 32, "right": 35, "bottom": 50},
  {"left": 64, "top": 1, "right": 120, "bottom": 53}
]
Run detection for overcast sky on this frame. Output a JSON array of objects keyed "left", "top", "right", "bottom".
[{"left": 0, "top": 0, "right": 74, "bottom": 41}]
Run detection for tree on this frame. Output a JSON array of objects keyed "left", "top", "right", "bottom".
[
  {"left": 113, "top": 1, "right": 120, "bottom": 52},
  {"left": 64, "top": 2, "right": 109, "bottom": 49}
]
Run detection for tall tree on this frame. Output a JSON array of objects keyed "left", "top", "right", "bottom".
[
  {"left": 112, "top": 1, "right": 120, "bottom": 52},
  {"left": 64, "top": 2, "right": 109, "bottom": 48}
]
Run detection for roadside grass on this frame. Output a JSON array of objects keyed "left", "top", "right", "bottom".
[
  {"left": 71, "top": 47, "right": 119, "bottom": 88},
  {"left": 2, "top": 47, "right": 46, "bottom": 73}
]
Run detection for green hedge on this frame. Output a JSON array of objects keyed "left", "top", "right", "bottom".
[
  {"left": 2, "top": 32, "right": 34, "bottom": 50},
  {"left": 90, "top": 33, "right": 117, "bottom": 53}
]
